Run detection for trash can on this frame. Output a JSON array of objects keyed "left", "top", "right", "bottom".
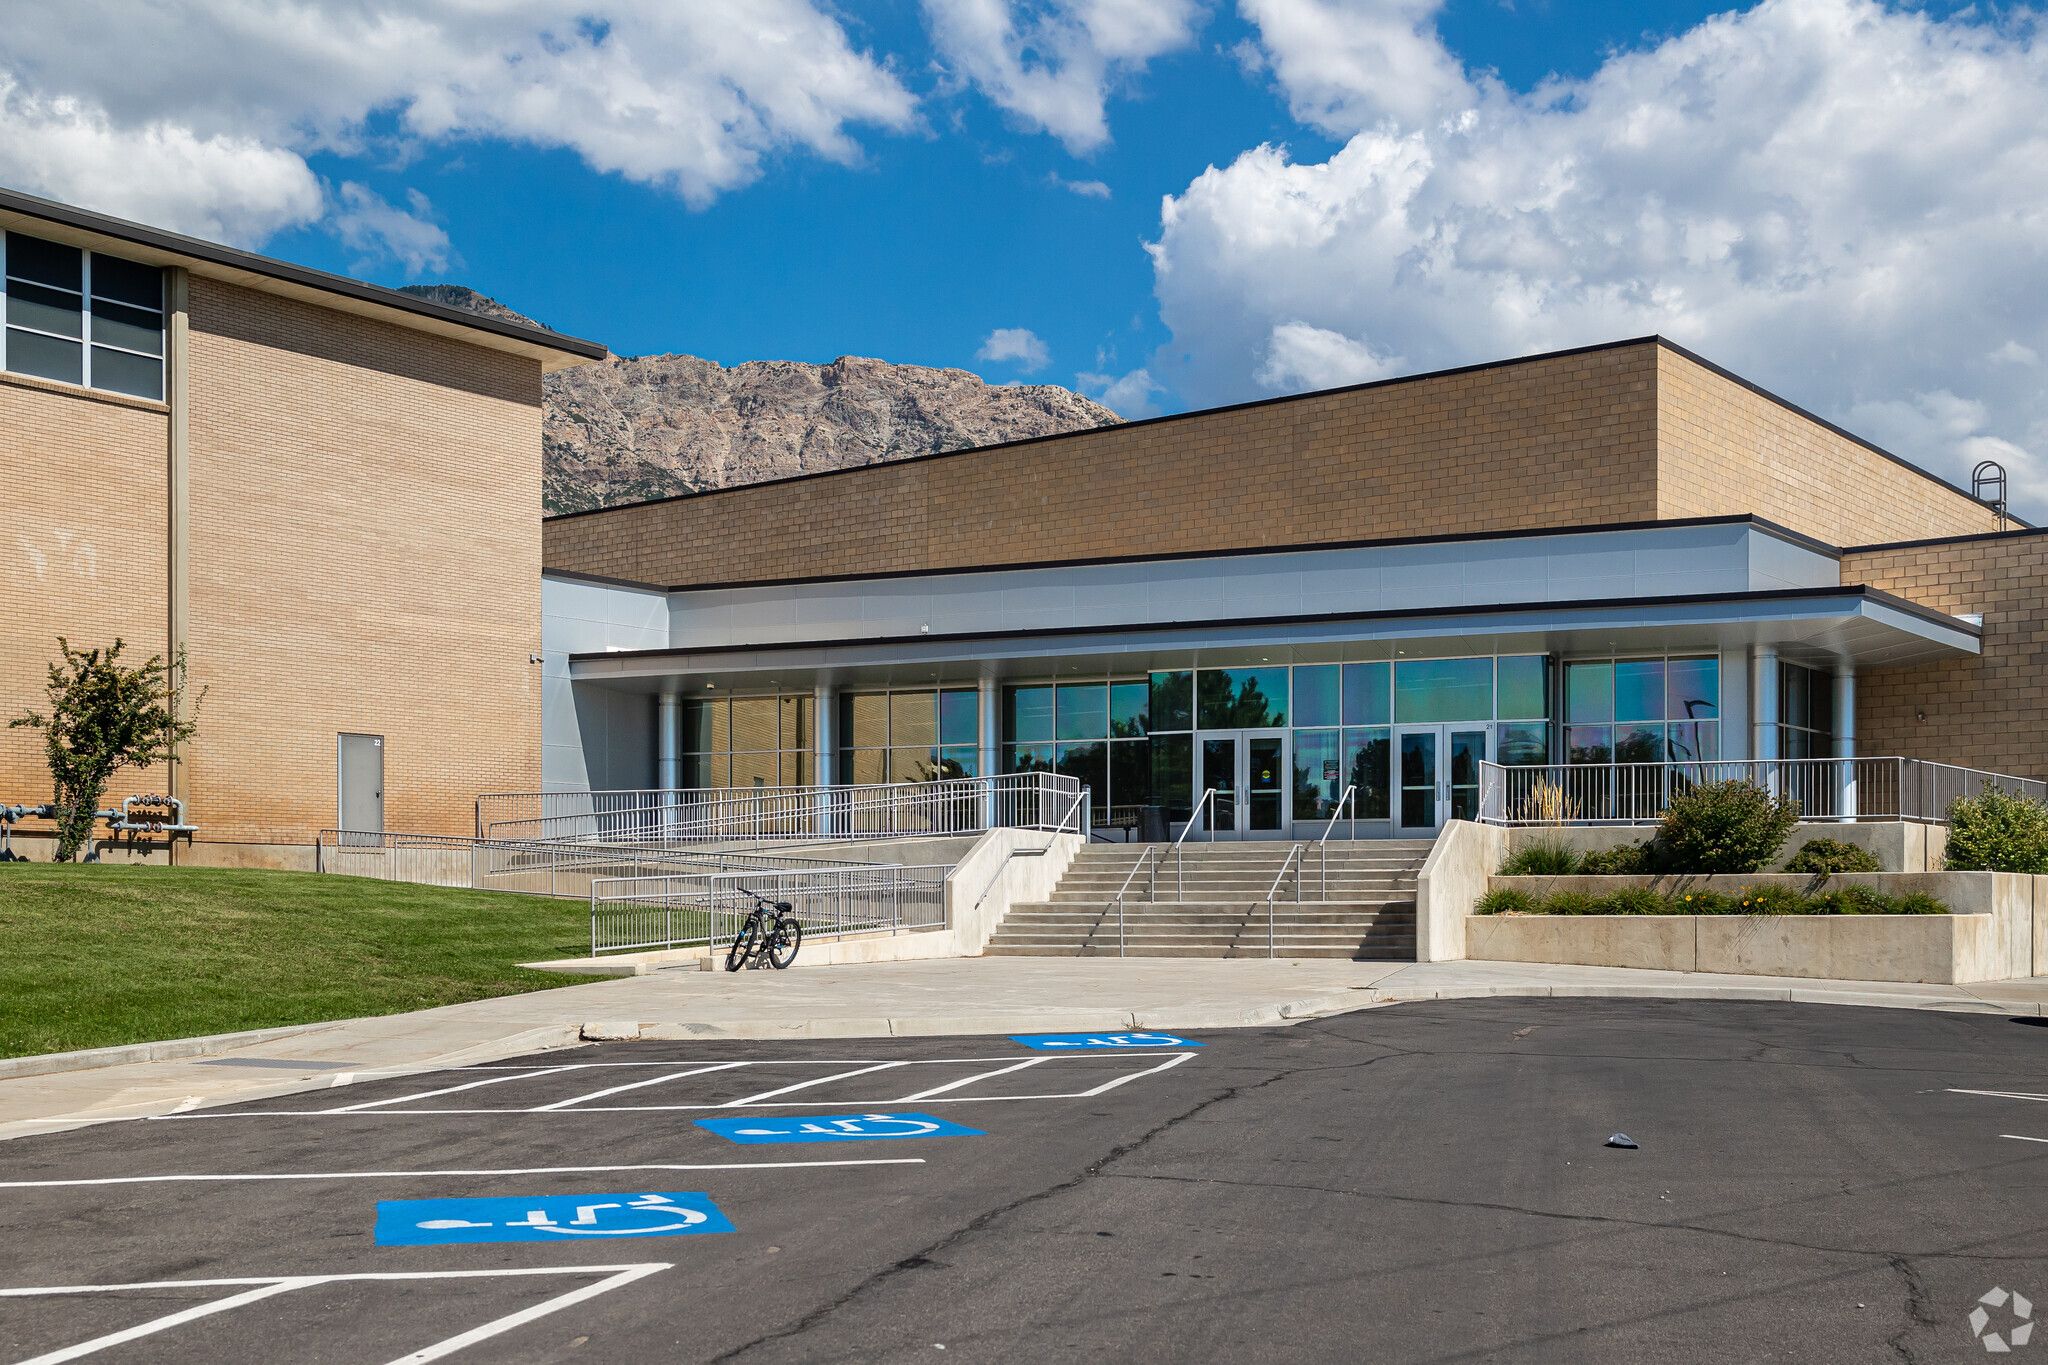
[{"left": 1138, "top": 804, "right": 1169, "bottom": 842}]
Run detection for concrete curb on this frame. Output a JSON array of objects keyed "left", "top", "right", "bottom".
[
  {"left": 0, "top": 1020, "right": 341, "bottom": 1080},
  {"left": 1339, "top": 984, "right": 2044, "bottom": 1015}
]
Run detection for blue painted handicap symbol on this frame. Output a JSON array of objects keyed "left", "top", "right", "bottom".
[
  {"left": 375, "top": 1191, "right": 733, "bottom": 1246},
  {"left": 696, "top": 1111, "right": 983, "bottom": 1144},
  {"left": 1010, "top": 1031, "right": 1203, "bottom": 1051}
]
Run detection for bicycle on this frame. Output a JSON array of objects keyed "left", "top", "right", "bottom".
[{"left": 724, "top": 887, "right": 803, "bottom": 971}]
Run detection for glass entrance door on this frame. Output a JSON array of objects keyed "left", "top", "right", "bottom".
[
  {"left": 1194, "top": 729, "right": 1289, "bottom": 839},
  {"left": 1393, "top": 724, "right": 1489, "bottom": 834}
]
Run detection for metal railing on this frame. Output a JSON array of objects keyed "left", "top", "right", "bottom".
[
  {"left": 589, "top": 863, "right": 951, "bottom": 956},
  {"left": 477, "top": 772, "right": 1086, "bottom": 845},
  {"left": 315, "top": 829, "right": 865, "bottom": 898},
  {"left": 1108, "top": 846, "right": 1158, "bottom": 959},
  {"left": 964, "top": 786, "right": 1091, "bottom": 915},
  {"left": 1477, "top": 757, "right": 2048, "bottom": 827},
  {"left": 1313, "top": 784, "right": 1358, "bottom": 898},
  {"left": 1262, "top": 844, "right": 1306, "bottom": 958}
]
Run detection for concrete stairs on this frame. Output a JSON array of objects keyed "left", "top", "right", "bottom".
[{"left": 984, "top": 839, "right": 1433, "bottom": 960}]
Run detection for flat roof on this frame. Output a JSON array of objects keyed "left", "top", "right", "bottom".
[{"left": 0, "top": 185, "right": 607, "bottom": 371}]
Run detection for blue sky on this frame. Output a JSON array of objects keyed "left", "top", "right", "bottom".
[{"left": 2, "top": 1, "right": 2043, "bottom": 511}]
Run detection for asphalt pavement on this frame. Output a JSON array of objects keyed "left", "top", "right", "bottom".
[{"left": 1, "top": 999, "right": 2044, "bottom": 1362}]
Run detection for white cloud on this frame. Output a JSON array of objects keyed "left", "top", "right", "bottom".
[
  {"left": 332, "top": 183, "right": 452, "bottom": 274},
  {"left": 0, "top": 0, "right": 917, "bottom": 248},
  {"left": 923, "top": 0, "right": 1206, "bottom": 152},
  {"left": 1049, "top": 172, "right": 1114, "bottom": 199},
  {"left": 978, "top": 326, "right": 1052, "bottom": 371},
  {"left": 1239, "top": 0, "right": 1467, "bottom": 133},
  {"left": 1149, "top": 0, "right": 2048, "bottom": 517},
  {"left": 1077, "top": 366, "right": 1164, "bottom": 417}
]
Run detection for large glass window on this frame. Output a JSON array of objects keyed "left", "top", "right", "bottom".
[
  {"left": 1292, "top": 665, "right": 1340, "bottom": 728},
  {"left": 841, "top": 687, "right": 978, "bottom": 785},
  {"left": 1779, "top": 662, "right": 1834, "bottom": 760},
  {"left": 684, "top": 693, "right": 815, "bottom": 789},
  {"left": 1343, "top": 662, "right": 1390, "bottom": 726},
  {"left": 1196, "top": 667, "right": 1289, "bottom": 728},
  {"left": 1393, "top": 657, "right": 1494, "bottom": 723},
  {"left": 1565, "top": 657, "right": 1719, "bottom": 766},
  {"left": 3, "top": 232, "right": 164, "bottom": 399},
  {"left": 1003, "top": 680, "right": 1146, "bottom": 816}
]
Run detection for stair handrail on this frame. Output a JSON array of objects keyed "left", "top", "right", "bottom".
[
  {"left": 1313, "top": 784, "right": 1358, "bottom": 899},
  {"left": 966, "top": 785, "right": 1092, "bottom": 914},
  {"left": 1263, "top": 843, "right": 1307, "bottom": 958},
  {"left": 1106, "top": 845, "right": 1157, "bottom": 960},
  {"left": 1171, "top": 788, "right": 1218, "bottom": 899}
]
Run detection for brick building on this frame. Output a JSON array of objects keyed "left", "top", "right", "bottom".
[
  {"left": 0, "top": 188, "right": 603, "bottom": 864},
  {"left": 542, "top": 338, "right": 2041, "bottom": 840}
]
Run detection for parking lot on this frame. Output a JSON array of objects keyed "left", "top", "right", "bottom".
[{"left": 0, "top": 999, "right": 2043, "bottom": 1362}]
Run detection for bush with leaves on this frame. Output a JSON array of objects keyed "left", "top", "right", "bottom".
[
  {"left": 1655, "top": 780, "right": 1799, "bottom": 874},
  {"left": 1600, "top": 886, "right": 1667, "bottom": 915},
  {"left": 1579, "top": 841, "right": 1654, "bottom": 875},
  {"left": 9, "top": 639, "right": 198, "bottom": 862},
  {"left": 1499, "top": 838, "right": 1581, "bottom": 876},
  {"left": 1943, "top": 787, "right": 2048, "bottom": 873},
  {"left": 1475, "top": 887, "right": 1537, "bottom": 915},
  {"left": 1783, "top": 838, "right": 1882, "bottom": 875}
]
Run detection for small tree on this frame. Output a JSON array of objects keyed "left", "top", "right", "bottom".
[
  {"left": 10, "top": 639, "right": 198, "bottom": 861},
  {"left": 1944, "top": 787, "right": 2048, "bottom": 873},
  {"left": 1656, "top": 779, "right": 1800, "bottom": 874}
]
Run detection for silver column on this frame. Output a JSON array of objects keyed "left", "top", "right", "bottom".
[{"left": 1834, "top": 665, "right": 1857, "bottom": 821}]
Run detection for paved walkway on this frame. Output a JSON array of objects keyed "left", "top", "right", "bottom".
[{"left": 4, "top": 958, "right": 2045, "bottom": 1141}]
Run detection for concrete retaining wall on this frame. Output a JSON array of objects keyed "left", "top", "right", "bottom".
[
  {"left": 1505, "top": 821, "right": 1948, "bottom": 872},
  {"left": 1416, "top": 820, "right": 1508, "bottom": 962}
]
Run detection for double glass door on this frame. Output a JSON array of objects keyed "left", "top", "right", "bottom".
[
  {"left": 1393, "top": 724, "right": 1489, "bottom": 834},
  {"left": 1194, "top": 729, "right": 1289, "bottom": 839}
]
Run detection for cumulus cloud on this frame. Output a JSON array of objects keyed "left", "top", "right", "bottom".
[
  {"left": 978, "top": 326, "right": 1052, "bottom": 371},
  {"left": 1150, "top": 0, "right": 2048, "bottom": 516},
  {"left": 332, "top": 183, "right": 453, "bottom": 274},
  {"left": 0, "top": 0, "right": 917, "bottom": 249},
  {"left": 923, "top": 0, "right": 1206, "bottom": 152},
  {"left": 1049, "top": 172, "right": 1114, "bottom": 199},
  {"left": 1077, "top": 366, "right": 1163, "bottom": 418}
]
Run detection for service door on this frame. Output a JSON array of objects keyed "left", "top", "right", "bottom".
[{"left": 338, "top": 733, "right": 385, "bottom": 837}]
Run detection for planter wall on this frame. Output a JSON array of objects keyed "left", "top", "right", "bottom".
[{"left": 1504, "top": 821, "right": 1948, "bottom": 873}]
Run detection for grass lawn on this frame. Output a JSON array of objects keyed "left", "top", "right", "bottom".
[{"left": 0, "top": 865, "right": 611, "bottom": 1059}]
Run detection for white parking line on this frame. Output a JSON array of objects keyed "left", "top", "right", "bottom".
[
  {"left": 0, "top": 1264, "right": 670, "bottom": 1365},
  {"left": 1949, "top": 1088, "right": 2048, "bottom": 1102},
  {"left": 323, "top": 1064, "right": 590, "bottom": 1113},
  {"left": 719, "top": 1060, "right": 912, "bottom": 1107},
  {"left": 2002, "top": 1134, "right": 2048, "bottom": 1145},
  {"left": 893, "top": 1058, "right": 1048, "bottom": 1101},
  {"left": 530, "top": 1061, "right": 752, "bottom": 1112},
  {"left": 0, "top": 1157, "right": 925, "bottom": 1189}
]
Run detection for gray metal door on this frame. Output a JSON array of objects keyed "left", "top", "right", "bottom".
[{"left": 338, "top": 733, "right": 384, "bottom": 834}]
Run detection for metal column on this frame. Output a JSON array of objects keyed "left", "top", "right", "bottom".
[
  {"left": 978, "top": 676, "right": 999, "bottom": 829},
  {"left": 814, "top": 682, "right": 836, "bottom": 836},
  {"left": 655, "top": 690, "right": 682, "bottom": 790},
  {"left": 1834, "top": 665, "right": 1858, "bottom": 821}
]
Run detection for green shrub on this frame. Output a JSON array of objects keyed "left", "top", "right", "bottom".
[
  {"left": 1667, "top": 889, "right": 1736, "bottom": 915},
  {"left": 1657, "top": 780, "right": 1800, "bottom": 873},
  {"left": 1890, "top": 891, "right": 1949, "bottom": 916},
  {"left": 1500, "top": 838, "right": 1581, "bottom": 876},
  {"left": 1539, "top": 891, "right": 1605, "bottom": 916},
  {"left": 1476, "top": 887, "right": 1537, "bottom": 915},
  {"left": 1737, "top": 884, "right": 1812, "bottom": 915},
  {"left": 1784, "top": 838, "right": 1882, "bottom": 875},
  {"left": 1577, "top": 841, "right": 1647, "bottom": 875},
  {"left": 1944, "top": 787, "right": 2048, "bottom": 873},
  {"left": 1823, "top": 884, "right": 1893, "bottom": 916},
  {"left": 1599, "top": 886, "right": 1666, "bottom": 915}
]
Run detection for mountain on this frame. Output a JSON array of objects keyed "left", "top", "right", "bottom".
[{"left": 398, "top": 285, "right": 1123, "bottom": 514}]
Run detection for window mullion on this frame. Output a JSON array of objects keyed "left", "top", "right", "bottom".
[{"left": 80, "top": 247, "right": 92, "bottom": 391}]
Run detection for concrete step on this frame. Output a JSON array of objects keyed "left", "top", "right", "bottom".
[{"left": 982, "top": 943, "right": 1415, "bottom": 960}]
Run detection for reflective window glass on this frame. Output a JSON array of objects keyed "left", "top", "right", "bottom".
[
  {"left": 1292, "top": 666, "right": 1340, "bottom": 727},
  {"left": 1149, "top": 671, "right": 1191, "bottom": 731},
  {"left": 1392, "top": 657, "right": 1493, "bottom": 723},
  {"left": 842, "top": 747, "right": 887, "bottom": 785},
  {"left": 730, "top": 697, "right": 777, "bottom": 752},
  {"left": 890, "top": 691, "right": 936, "bottom": 748},
  {"left": 1565, "top": 662, "right": 1613, "bottom": 725},
  {"left": 1496, "top": 722, "right": 1548, "bottom": 766},
  {"left": 1110, "top": 738, "right": 1151, "bottom": 809},
  {"left": 1004, "top": 743, "right": 1054, "bottom": 775},
  {"left": 90, "top": 300, "right": 163, "bottom": 355},
  {"left": 88, "top": 254, "right": 163, "bottom": 309},
  {"left": 1055, "top": 683, "right": 1108, "bottom": 740},
  {"left": 935, "top": 745, "right": 978, "bottom": 780},
  {"left": 6, "top": 328, "right": 81, "bottom": 385},
  {"left": 7, "top": 281, "right": 83, "bottom": 338},
  {"left": 88, "top": 347, "right": 161, "bottom": 400},
  {"left": 1056, "top": 741, "right": 1108, "bottom": 814},
  {"left": 684, "top": 698, "right": 723, "bottom": 752},
  {"left": 731, "top": 749, "right": 777, "bottom": 789},
  {"left": 1151, "top": 734, "right": 1193, "bottom": 820},
  {"left": 1497, "top": 656, "right": 1548, "bottom": 721},
  {"left": 780, "top": 695, "right": 814, "bottom": 751},
  {"left": 1109, "top": 681, "right": 1149, "bottom": 737},
  {"left": 1614, "top": 723, "right": 1664, "bottom": 764},
  {"left": 1614, "top": 661, "right": 1665, "bottom": 722},
  {"left": 1666, "top": 657, "right": 1719, "bottom": 721},
  {"left": 1567, "top": 725, "right": 1612, "bottom": 765},
  {"left": 1343, "top": 728, "right": 1391, "bottom": 819},
  {"left": 6, "top": 234, "right": 82, "bottom": 290},
  {"left": 1197, "top": 667, "right": 1289, "bottom": 728},
  {"left": 1342, "top": 662, "right": 1390, "bottom": 726},
  {"left": 1293, "top": 728, "right": 1340, "bottom": 818},
  {"left": 1668, "top": 721, "right": 1719, "bottom": 763},
  {"left": 843, "top": 693, "right": 889, "bottom": 749},
  {"left": 1003, "top": 686, "right": 1053, "bottom": 743},
  {"left": 938, "top": 690, "right": 978, "bottom": 746},
  {"left": 1810, "top": 672, "right": 1835, "bottom": 736}
]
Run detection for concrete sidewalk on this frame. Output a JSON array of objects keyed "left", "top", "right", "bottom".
[{"left": 4, "top": 957, "right": 2045, "bottom": 1142}]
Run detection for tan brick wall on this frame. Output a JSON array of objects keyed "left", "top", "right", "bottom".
[
  {"left": 1654, "top": 347, "right": 2000, "bottom": 545},
  {"left": 0, "top": 374, "right": 170, "bottom": 806},
  {"left": 545, "top": 342, "right": 1664, "bottom": 585},
  {"left": 179, "top": 277, "right": 544, "bottom": 844},
  {"left": 1845, "top": 533, "right": 2048, "bottom": 779}
]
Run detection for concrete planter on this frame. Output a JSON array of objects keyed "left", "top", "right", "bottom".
[
  {"left": 1472, "top": 871, "right": 2043, "bottom": 983},
  {"left": 1504, "top": 821, "right": 1949, "bottom": 872}
]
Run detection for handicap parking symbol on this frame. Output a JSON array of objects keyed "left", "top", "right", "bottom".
[
  {"left": 1009, "top": 1032, "right": 1203, "bottom": 1051},
  {"left": 696, "top": 1111, "right": 983, "bottom": 1144},
  {"left": 376, "top": 1191, "right": 733, "bottom": 1246}
]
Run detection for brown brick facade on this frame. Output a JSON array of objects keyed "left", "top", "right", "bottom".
[
  {"left": 544, "top": 342, "right": 1666, "bottom": 586},
  {"left": 1845, "top": 532, "right": 2048, "bottom": 780}
]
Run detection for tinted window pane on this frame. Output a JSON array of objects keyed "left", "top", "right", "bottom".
[
  {"left": 1667, "top": 721, "right": 1719, "bottom": 763},
  {"left": 1780, "top": 663, "right": 1810, "bottom": 732},
  {"left": 1614, "top": 660, "right": 1665, "bottom": 721},
  {"left": 1342, "top": 662, "right": 1390, "bottom": 726},
  {"left": 1392, "top": 657, "right": 1493, "bottom": 723},
  {"left": 684, "top": 697, "right": 724, "bottom": 752},
  {"left": 1110, "top": 738, "right": 1150, "bottom": 809},
  {"left": 94, "top": 346, "right": 162, "bottom": 399},
  {"left": 1109, "top": 681, "right": 1148, "bottom": 737},
  {"left": 1292, "top": 665, "right": 1340, "bottom": 727},
  {"left": 90, "top": 301, "right": 163, "bottom": 356},
  {"left": 1567, "top": 725, "right": 1612, "bottom": 765},
  {"left": 684, "top": 752, "right": 726, "bottom": 787},
  {"left": 936, "top": 745, "right": 978, "bottom": 779},
  {"left": 1496, "top": 722, "right": 1548, "bottom": 766},
  {"left": 1005, "top": 743, "right": 1053, "bottom": 776},
  {"left": 780, "top": 695, "right": 813, "bottom": 750},
  {"left": 732, "top": 749, "right": 776, "bottom": 789},
  {"left": 1003, "top": 686, "right": 1053, "bottom": 743},
  {"left": 888, "top": 745, "right": 936, "bottom": 783},
  {"left": 89, "top": 254, "right": 163, "bottom": 308},
  {"left": 1149, "top": 671, "right": 1191, "bottom": 731},
  {"left": 938, "top": 690, "right": 978, "bottom": 746},
  {"left": 1665, "top": 657, "right": 1719, "bottom": 721},
  {"left": 1614, "top": 723, "right": 1664, "bottom": 764},
  {"left": 730, "top": 697, "right": 777, "bottom": 751},
  {"left": 1810, "top": 671, "right": 1835, "bottom": 737},
  {"left": 1343, "top": 728, "right": 1391, "bottom": 819},
  {"left": 6, "top": 234, "right": 82, "bottom": 290},
  {"left": 1055, "top": 683, "right": 1108, "bottom": 740},
  {"left": 1293, "top": 728, "right": 1340, "bottom": 818},
  {"left": 1151, "top": 733, "right": 1193, "bottom": 820},
  {"left": 890, "top": 691, "right": 936, "bottom": 747},
  {"left": 7, "top": 281, "right": 82, "bottom": 338},
  {"left": 1497, "top": 655, "right": 1548, "bottom": 721},
  {"left": 843, "top": 747, "right": 887, "bottom": 785},
  {"left": 780, "top": 751, "right": 816, "bottom": 786},
  {"left": 1565, "top": 662, "right": 1612, "bottom": 724},
  {"left": 1197, "top": 667, "right": 1289, "bottom": 728},
  {"left": 843, "top": 692, "right": 888, "bottom": 749},
  {"left": 1056, "top": 741, "right": 1108, "bottom": 813}
]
